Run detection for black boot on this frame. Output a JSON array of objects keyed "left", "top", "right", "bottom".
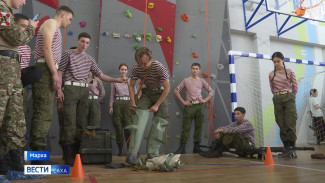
[
  {"left": 117, "top": 143, "right": 123, "bottom": 156},
  {"left": 62, "top": 144, "right": 75, "bottom": 166},
  {"left": 0, "top": 153, "right": 11, "bottom": 174},
  {"left": 288, "top": 141, "right": 297, "bottom": 158},
  {"left": 9, "top": 148, "right": 24, "bottom": 171},
  {"left": 30, "top": 147, "right": 59, "bottom": 165},
  {"left": 193, "top": 143, "right": 203, "bottom": 153},
  {"left": 174, "top": 143, "right": 186, "bottom": 154}
]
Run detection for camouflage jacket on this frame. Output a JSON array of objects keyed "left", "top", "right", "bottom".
[{"left": 0, "top": 0, "right": 34, "bottom": 51}]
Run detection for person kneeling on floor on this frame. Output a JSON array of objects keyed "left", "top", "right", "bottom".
[{"left": 200, "top": 107, "right": 255, "bottom": 158}]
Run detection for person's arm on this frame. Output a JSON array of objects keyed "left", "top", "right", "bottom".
[
  {"left": 151, "top": 80, "right": 170, "bottom": 112},
  {"left": 269, "top": 73, "right": 275, "bottom": 94},
  {"left": 97, "top": 79, "right": 105, "bottom": 101},
  {"left": 312, "top": 98, "right": 321, "bottom": 110},
  {"left": 41, "top": 20, "right": 61, "bottom": 91},
  {"left": 174, "top": 79, "right": 190, "bottom": 106},
  {"left": 199, "top": 79, "right": 214, "bottom": 103},
  {"left": 128, "top": 79, "right": 137, "bottom": 108},
  {"left": 290, "top": 70, "right": 298, "bottom": 96},
  {"left": 109, "top": 83, "right": 115, "bottom": 115},
  {"left": 98, "top": 73, "right": 126, "bottom": 83},
  {"left": 56, "top": 70, "right": 64, "bottom": 102},
  {"left": 232, "top": 122, "right": 254, "bottom": 134}
]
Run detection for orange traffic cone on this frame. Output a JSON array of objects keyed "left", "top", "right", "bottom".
[
  {"left": 71, "top": 154, "right": 85, "bottom": 178},
  {"left": 264, "top": 147, "right": 274, "bottom": 165}
]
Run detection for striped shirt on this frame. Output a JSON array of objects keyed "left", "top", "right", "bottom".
[
  {"left": 222, "top": 119, "right": 255, "bottom": 145},
  {"left": 109, "top": 82, "right": 138, "bottom": 107},
  {"left": 34, "top": 25, "right": 62, "bottom": 63},
  {"left": 175, "top": 77, "right": 214, "bottom": 101},
  {"left": 17, "top": 45, "right": 31, "bottom": 69},
  {"left": 89, "top": 77, "right": 105, "bottom": 100},
  {"left": 59, "top": 49, "right": 103, "bottom": 83},
  {"left": 269, "top": 68, "right": 298, "bottom": 95},
  {"left": 129, "top": 60, "right": 169, "bottom": 89}
]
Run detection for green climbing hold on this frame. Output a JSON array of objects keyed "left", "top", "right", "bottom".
[
  {"left": 157, "top": 27, "right": 162, "bottom": 32},
  {"left": 134, "top": 45, "right": 141, "bottom": 50},
  {"left": 111, "top": 135, "right": 116, "bottom": 140},
  {"left": 176, "top": 135, "right": 180, "bottom": 139},
  {"left": 125, "top": 9, "right": 132, "bottom": 18},
  {"left": 146, "top": 33, "right": 152, "bottom": 42}
]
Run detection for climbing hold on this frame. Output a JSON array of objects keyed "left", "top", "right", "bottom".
[
  {"left": 204, "top": 134, "right": 209, "bottom": 138},
  {"left": 68, "top": 31, "right": 73, "bottom": 36},
  {"left": 192, "top": 52, "right": 198, "bottom": 58},
  {"left": 148, "top": 2, "right": 154, "bottom": 9},
  {"left": 166, "top": 36, "right": 172, "bottom": 43},
  {"left": 102, "top": 32, "right": 109, "bottom": 36},
  {"left": 79, "top": 21, "right": 86, "bottom": 27},
  {"left": 166, "top": 135, "right": 170, "bottom": 140},
  {"left": 175, "top": 61, "right": 179, "bottom": 65},
  {"left": 134, "top": 33, "right": 142, "bottom": 42},
  {"left": 166, "top": 114, "right": 170, "bottom": 118},
  {"left": 146, "top": 33, "right": 152, "bottom": 42},
  {"left": 217, "top": 64, "right": 224, "bottom": 71},
  {"left": 181, "top": 14, "right": 189, "bottom": 22},
  {"left": 192, "top": 34, "right": 197, "bottom": 38},
  {"left": 200, "top": 9, "right": 205, "bottom": 14},
  {"left": 176, "top": 112, "right": 181, "bottom": 118},
  {"left": 156, "top": 35, "right": 162, "bottom": 42},
  {"left": 213, "top": 114, "right": 217, "bottom": 118},
  {"left": 210, "top": 74, "right": 216, "bottom": 79},
  {"left": 201, "top": 73, "right": 208, "bottom": 78},
  {"left": 124, "top": 33, "right": 133, "bottom": 39},
  {"left": 134, "top": 45, "right": 141, "bottom": 50},
  {"left": 125, "top": 9, "right": 132, "bottom": 18},
  {"left": 111, "top": 136, "right": 116, "bottom": 140},
  {"left": 157, "top": 27, "right": 162, "bottom": 32},
  {"left": 138, "top": 80, "right": 143, "bottom": 85},
  {"left": 176, "top": 135, "right": 180, "bottom": 139},
  {"left": 112, "top": 33, "right": 120, "bottom": 38}
]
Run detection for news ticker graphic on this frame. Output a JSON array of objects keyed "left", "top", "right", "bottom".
[
  {"left": 24, "top": 165, "right": 70, "bottom": 175},
  {"left": 24, "top": 151, "right": 49, "bottom": 161}
]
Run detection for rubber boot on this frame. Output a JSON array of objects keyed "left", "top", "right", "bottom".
[
  {"left": 62, "top": 144, "right": 75, "bottom": 166},
  {"left": 193, "top": 143, "right": 203, "bottom": 153},
  {"left": 146, "top": 116, "right": 168, "bottom": 157},
  {"left": 9, "top": 148, "right": 24, "bottom": 171},
  {"left": 117, "top": 143, "right": 123, "bottom": 156},
  {"left": 30, "top": 147, "right": 59, "bottom": 165},
  {"left": 174, "top": 143, "right": 186, "bottom": 154},
  {"left": 0, "top": 153, "right": 11, "bottom": 175}
]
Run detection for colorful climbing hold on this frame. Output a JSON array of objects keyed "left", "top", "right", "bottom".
[
  {"left": 176, "top": 135, "right": 180, "bottom": 139},
  {"left": 181, "top": 14, "right": 189, "bottom": 22},
  {"left": 156, "top": 35, "right": 162, "bottom": 42},
  {"left": 79, "top": 21, "right": 86, "bottom": 27},
  {"left": 112, "top": 33, "right": 120, "bottom": 38},
  {"left": 134, "top": 45, "right": 141, "bottom": 50},
  {"left": 176, "top": 112, "right": 180, "bottom": 118},
  {"left": 102, "top": 32, "right": 109, "bottom": 36},
  {"left": 146, "top": 33, "right": 152, "bottom": 42},
  {"left": 148, "top": 2, "right": 154, "bottom": 9},
  {"left": 210, "top": 74, "right": 216, "bottom": 79},
  {"left": 192, "top": 34, "right": 197, "bottom": 38},
  {"left": 175, "top": 61, "right": 179, "bottom": 65},
  {"left": 134, "top": 33, "right": 142, "bottom": 42},
  {"left": 125, "top": 9, "right": 132, "bottom": 18},
  {"left": 68, "top": 31, "right": 73, "bottom": 35},
  {"left": 201, "top": 73, "right": 208, "bottom": 78},
  {"left": 124, "top": 33, "right": 132, "bottom": 39},
  {"left": 192, "top": 52, "right": 198, "bottom": 58},
  {"left": 157, "top": 27, "right": 162, "bottom": 32},
  {"left": 213, "top": 114, "right": 217, "bottom": 118},
  {"left": 166, "top": 36, "right": 172, "bottom": 43}
]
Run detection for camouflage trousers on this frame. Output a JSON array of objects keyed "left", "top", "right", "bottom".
[
  {"left": 273, "top": 92, "right": 297, "bottom": 142},
  {"left": 23, "top": 87, "right": 29, "bottom": 118},
  {"left": 216, "top": 133, "right": 254, "bottom": 150},
  {"left": 0, "top": 56, "right": 26, "bottom": 155},
  {"left": 61, "top": 85, "right": 89, "bottom": 145},
  {"left": 180, "top": 104, "right": 204, "bottom": 144},
  {"left": 88, "top": 98, "right": 101, "bottom": 128},
  {"left": 30, "top": 63, "right": 55, "bottom": 148},
  {"left": 113, "top": 99, "right": 132, "bottom": 143}
]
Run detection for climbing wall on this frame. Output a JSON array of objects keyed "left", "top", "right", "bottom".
[{"left": 22, "top": 0, "right": 231, "bottom": 155}]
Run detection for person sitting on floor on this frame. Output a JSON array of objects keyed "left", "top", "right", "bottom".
[{"left": 200, "top": 107, "right": 255, "bottom": 158}]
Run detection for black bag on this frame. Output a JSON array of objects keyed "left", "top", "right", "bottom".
[{"left": 21, "top": 66, "right": 42, "bottom": 88}]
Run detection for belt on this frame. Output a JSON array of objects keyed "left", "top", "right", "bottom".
[
  {"left": 142, "top": 86, "right": 164, "bottom": 90},
  {"left": 88, "top": 95, "right": 99, "bottom": 99},
  {"left": 0, "top": 50, "right": 21, "bottom": 62},
  {"left": 274, "top": 91, "right": 289, "bottom": 95},
  {"left": 64, "top": 81, "right": 88, "bottom": 87},
  {"left": 36, "top": 58, "right": 59, "bottom": 69},
  {"left": 116, "top": 96, "right": 130, "bottom": 100},
  {"left": 191, "top": 101, "right": 200, "bottom": 104}
]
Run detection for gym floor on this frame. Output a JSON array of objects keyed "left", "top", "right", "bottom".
[{"left": 11, "top": 145, "right": 325, "bottom": 183}]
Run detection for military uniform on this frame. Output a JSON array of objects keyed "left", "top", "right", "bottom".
[{"left": 0, "top": 0, "right": 34, "bottom": 172}]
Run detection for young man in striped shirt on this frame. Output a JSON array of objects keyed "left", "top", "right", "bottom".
[
  {"left": 200, "top": 107, "right": 255, "bottom": 158},
  {"left": 174, "top": 63, "right": 214, "bottom": 154},
  {"left": 126, "top": 47, "right": 170, "bottom": 165},
  {"left": 57, "top": 32, "right": 126, "bottom": 166},
  {"left": 30, "top": 6, "right": 74, "bottom": 165}
]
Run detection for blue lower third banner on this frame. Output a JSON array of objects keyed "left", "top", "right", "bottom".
[
  {"left": 24, "top": 165, "right": 70, "bottom": 175},
  {"left": 24, "top": 151, "right": 50, "bottom": 161}
]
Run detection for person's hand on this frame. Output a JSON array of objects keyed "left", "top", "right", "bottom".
[
  {"left": 150, "top": 105, "right": 159, "bottom": 113},
  {"left": 29, "top": 19, "right": 39, "bottom": 29},
  {"left": 116, "top": 77, "right": 128, "bottom": 83},
  {"left": 57, "top": 101, "right": 63, "bottom": 112},
  {"left": 56, "top": 89, "right": 64, "bottom": 103},
  {"left": 215, "top": 133, "right": 220, "bottom": 140},
  {"left": 109, "top": 107, "right": 113, "bottom": 115},
  {"left": 130, "top": 105, "right": 137, "bottom": 114},
  {"left": 183, "top": 100, "right": 192, "bottom": 107},
  {"left": 52, "top": 73, "right": 61, "bottom": 91},
  {"left": 198, "top": 98, "right": 206, "bottom": 104}
]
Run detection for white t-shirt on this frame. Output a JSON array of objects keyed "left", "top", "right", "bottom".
[{"left": 310, "top": 97, "right": 323, "bottom": 117}]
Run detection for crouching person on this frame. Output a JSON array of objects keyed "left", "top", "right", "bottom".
[{"left": 200, "top": 107, "right": 255, "bottom": 158}]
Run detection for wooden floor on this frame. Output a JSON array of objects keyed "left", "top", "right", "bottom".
[{"left": 11, "top": 145, "right": 325, "bottom": 183}]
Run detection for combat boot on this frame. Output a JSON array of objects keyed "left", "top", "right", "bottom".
[
  {"left": 193, "top": 143, "right": 203, "bottom": 153},
  {"left": 0, "top": 153, "right": 11, "bottom": 174},
  {"left": 174, "top": 143, "right": 186, "bottom": 154},
  {"left": 62, "top": 144, "right": 75, "bottom": 166},
  {"left": 9, "top": 148, "right": 24, "bottom": 171},
  {"left": 117, "top": 143, "right": 123, "bottom": 156}
]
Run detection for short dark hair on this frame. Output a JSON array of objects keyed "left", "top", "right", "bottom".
[
  {"left": 135, "top": 47, "right": 152, "bottom": 63},
  {"left": 78, "top": 32, "right": 91, "bottom": 40},
  {"left": 310, "top": 89, "right": 317, "bottom": 96},
  {"left": 191, "top": 63, "right": 201, "bottom": 68},
  {"left": 56, "top": 6, "right": 74, "bottom": 17},
  {"left": 14, "top": 13, "right": 29, "bottom": 23},
  {"left": 234, "top": 107, "right": 246, "bottom": 114}
]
